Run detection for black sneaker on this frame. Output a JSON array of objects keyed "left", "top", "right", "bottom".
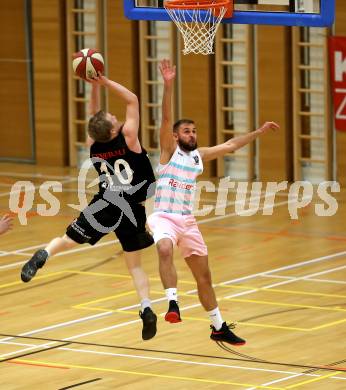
[
  {"left": 139, "top": 307, "right": 157, "bottom": 340},
  {"left": 21, "top": 249, "right": 48, "bottom": 283},
  {"left": 210, "top": 322, "right": 246, "bottom": 346},
  {"left": 164, "top": 300, "right": 182, "bottom": 323}
]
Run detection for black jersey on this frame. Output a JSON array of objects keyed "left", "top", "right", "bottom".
[{"left": 90, "top": 131, "right": 156, "bottom": 204}]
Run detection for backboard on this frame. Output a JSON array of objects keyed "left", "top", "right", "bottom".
[{"left": 124, "top": 0, "right": 335, "bottom": 27}]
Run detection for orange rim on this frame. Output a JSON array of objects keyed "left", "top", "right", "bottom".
[{"left": 164, "top": 0, "right": 231, "bottom": 10}]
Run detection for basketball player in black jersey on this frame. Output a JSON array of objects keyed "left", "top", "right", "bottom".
[{"left": 20, "top": 74, "right": 158, "bottom": 341}]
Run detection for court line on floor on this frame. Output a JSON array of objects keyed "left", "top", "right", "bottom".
[
  {"left": 58, "top": 346, "right": 318, "bottom": 376},
  {"left": 57, "top": 378, "right": 102, "bottom": 389},
  {"left": 3, "top": 297, "right": 342, "bottom": 360},
  {"left": 56, "top": 346, "right": 346, "bottom": 383},
  {"left": 2, "top": 333, "right": 346, "bottom": 384},
  {"left": 181, "top": 262, "right": 346, "bottom": 302},
  {"left": 1, "top": 248, "right": 345, "bottom": 348},
  {"left": 220, "top": 282, "right": 346, "bottom": 299},
  {"left": 0, "top": 243, "right": 49, "bottom": 258},
  {"left": 212, "top": 265, "right": 346, "bottom": 301},
  {"left": 262, "top": 274, "right": 346, "bottom": 285},
  {"left": 245, "top": 372, "right": 306, "bottom": 390},
  {"left": 242, "top": 264, "right": 346, "bottom": 291},
  {"left": 0, "top": 252, "right": 33, "bottom": 258},
  {"left": 0, "top": 239, "right": 119, "bottom": 269},
  {"left": 6, "top": 357, "right": 286, "bottom": 389},
  {"left": 2, "top": 169, "right": 345, "bottom": 382},
  {"left": 0, "top": 172, "right": 78, "bottom": 180},
  {"left": 285, "top": 370, "right": 344, "bottom": 389},
  {"left": 0, "top": 341, "right": 71, "bottom": 363},
  {"left": 1, "top": 251, "right": 345, "bottom": 358},
  {"left": 73, "top": 278, "right": 346, "bottom": 326},
  {"left": 304, "top": 277, "right": 346, "bottom": 285},
  {"left": 0, "top": 311, "right": 114, "bottom": 348},
  {"left": 1, "top": 194, "right": 344, "bottom": 371},
  {"left": 0, "top": 178, "right": 76, "bottom": 198},
  {"left": 1, "top": 341, "right": 34, "bottom": 347},
  {"left": 7, "top": 360, "right": 69, "bottom": 370},
  {"left": 219, "top": 250, "right": 346, "bottom": 286}
]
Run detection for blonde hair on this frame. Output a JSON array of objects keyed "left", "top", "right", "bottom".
[{"left": 88, "top": 110, "right": 113, "bottom": 143}]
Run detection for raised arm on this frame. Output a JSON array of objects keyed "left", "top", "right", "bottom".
[
  {"left": 88, "top": 83, "right": 101, "bottom": 116},
  {"left": 87, "top": 74, "right": 140, "bottom": 149},
  {"left": 199, "top": 121, "right": 279, "bottom": 162},
  {"left": 159, "top": 59, "right": 177, "bottom": 162},
  {"left": 86, "top": 82, "right": 101, "bottom": 146}
]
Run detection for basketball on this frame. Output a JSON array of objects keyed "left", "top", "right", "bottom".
[{"left": 72, "top": 48, "right": 104, "bottom": 80}]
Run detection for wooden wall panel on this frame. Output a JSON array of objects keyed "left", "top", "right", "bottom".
[
  {"left": 106, "top": 2, "right": 138, "bottom": 120},
  {"left": 0, "top": 0, "right": 33, "bottom": 160},
  {"left": 1, "top": 0, "right": 26, "bottom": 58},
  {"left": 32, "top": 0, "right": 67, "bottom": 166},
  {"left": 334, "top": 3, "right": 346, "bottom": 186},
  {"left": 257, "top": 26, "right": 292, "bottom": 182},
  {"left": 181, "top": 55, "right": 215, "bottom": 178}
]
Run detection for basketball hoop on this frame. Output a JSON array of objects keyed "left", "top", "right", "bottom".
[{"left": 164, "top": 0, "right": 233, "bottom": 55}]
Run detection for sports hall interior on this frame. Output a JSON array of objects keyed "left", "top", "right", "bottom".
[{"left": 0, "top": 1, "right": 345, "bottom": 389}]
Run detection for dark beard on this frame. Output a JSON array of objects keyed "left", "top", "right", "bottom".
[{"left": 178, "top": 139, "right": 197, "bottom": 152}]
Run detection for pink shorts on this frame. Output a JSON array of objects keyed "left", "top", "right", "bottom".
[{"left": 147, "top": 212, "right": 208, "bottom": 258}]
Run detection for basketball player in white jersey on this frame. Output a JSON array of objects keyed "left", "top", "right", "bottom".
[{"left": 147, "top": 59, "right": 279, "bottom": 345}]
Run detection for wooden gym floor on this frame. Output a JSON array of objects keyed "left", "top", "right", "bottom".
[{"left": 0, "top": 162, "right": 345, "bottom": 389}]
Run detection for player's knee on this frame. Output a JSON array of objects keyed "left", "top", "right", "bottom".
[
  {"left": 157, "top": 240, "right": 173, "bottom": 261},
  {"left": 127, "top": 264, "right": 142, "bottom": 275}
]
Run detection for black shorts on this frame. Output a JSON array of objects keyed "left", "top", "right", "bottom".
[{"left": 66, "top": 195, "right": 154, "bottom": 252}]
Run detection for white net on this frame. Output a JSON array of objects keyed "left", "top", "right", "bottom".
[{"left": 165, "top": 5, "right": 227, "bottom": 55}]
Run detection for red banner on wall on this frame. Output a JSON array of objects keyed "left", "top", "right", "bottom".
[{"left": 329, "top": 36, "right": 346, "bottom": 132}]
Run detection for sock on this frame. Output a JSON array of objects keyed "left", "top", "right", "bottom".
[
  {"left": 208, "top": 307, "right": 224, "bottom": 331},
  {"left": 140, "top": 298, "right": 151, "bottom": 311},
  {"left": 165, "top": 288, "right": 178, "bottom": 302},
  {"left": 44, "top": 248, "right": 51, "bottom": 258}
]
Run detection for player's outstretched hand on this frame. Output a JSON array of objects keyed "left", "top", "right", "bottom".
[
  {"left": 159, "top": 59, "right": 176, "bottom": 84},
  {"left": 0, "top": 214, "right": 13, "bottom": 235},
  {"left": 258, "top": 121, "right": 280, "bottom": 135},
  {"left": 86, "top": 72, "right": 108, "bottom": 86}
]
